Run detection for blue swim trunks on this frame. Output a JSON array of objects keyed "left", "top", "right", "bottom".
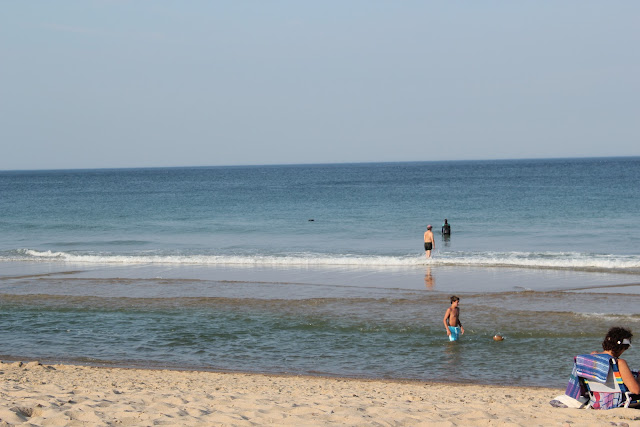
[{"left": 448, "top": 326, "right": 461, "bottom": 341}]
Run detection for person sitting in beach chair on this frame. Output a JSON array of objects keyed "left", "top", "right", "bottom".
[{"left": 563, "top": 327, "right": 640, "bottom": 409}]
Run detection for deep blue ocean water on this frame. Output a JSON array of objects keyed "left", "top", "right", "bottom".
[{"left": 1, "top": 157, "right": 639, "bottom": 387}]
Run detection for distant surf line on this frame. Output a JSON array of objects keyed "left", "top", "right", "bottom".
[{"left": 2, "top": 248, "right": 639, "bottom": 273}]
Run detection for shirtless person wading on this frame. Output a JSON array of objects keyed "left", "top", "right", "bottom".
[
  {"left": 424, "top": 225, "right": 435, "bottom": 258},
  {"left": 443, "top": 296, "right": 464, "bottom": 341}
]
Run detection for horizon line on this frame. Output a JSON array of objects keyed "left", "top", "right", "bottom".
[{"left": 1, "top": 155, "right": 639, "bottom": 173}]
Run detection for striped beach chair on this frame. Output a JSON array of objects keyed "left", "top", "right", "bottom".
[{"left": 576, "top": 354, "right": 640, "bottom": 409}]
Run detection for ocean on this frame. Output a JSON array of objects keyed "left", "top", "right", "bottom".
[{"left": 1, "top": 157, "right": 639, "bottom": 387}]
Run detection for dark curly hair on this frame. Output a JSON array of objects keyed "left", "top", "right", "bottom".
[{"left": 602, "top": 327, "right": 633, "bottom": 357}]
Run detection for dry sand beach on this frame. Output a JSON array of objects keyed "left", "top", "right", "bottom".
[{"left": 1, "top": 361, "right": 639, "bottom": 426}]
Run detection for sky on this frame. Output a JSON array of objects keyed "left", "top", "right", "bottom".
[{"left": 1, "top": 1, "right": 639, "bottom": 170}]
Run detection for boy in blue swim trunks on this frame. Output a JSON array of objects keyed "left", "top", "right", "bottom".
[{"left": 443, "top": 296, "right": 464, "bottom": 341}]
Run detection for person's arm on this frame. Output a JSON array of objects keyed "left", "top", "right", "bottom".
[
  {"left": 443, "top": 309, "right": 451, "bottom": 335},
  {"left": 618, "top": 358, "right": 640, "bottom": 394},
  {"left": 457, "top": 313, "right": 464, "bottom": 335}
]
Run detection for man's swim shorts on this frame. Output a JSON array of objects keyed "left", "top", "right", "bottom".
[
  {"left": 424, "top": 242, "right": 433, "bottom": 251},
  {"left": 448, "top": 326, "right": 461, "bottom": 341}
]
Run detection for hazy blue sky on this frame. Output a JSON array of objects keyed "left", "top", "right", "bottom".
[{"left": 1, "top": 2, "right": 638, "bottom": 170}]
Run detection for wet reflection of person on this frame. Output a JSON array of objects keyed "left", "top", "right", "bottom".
[{"left": 424, "top": 267, "right": 435, "bottom": 290}]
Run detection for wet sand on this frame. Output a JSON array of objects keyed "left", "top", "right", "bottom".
[{"left": 3, "top": 260, "right": 639, "bottom": 298}]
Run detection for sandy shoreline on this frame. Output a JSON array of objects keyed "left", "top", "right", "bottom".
[{"left": 1, "top": 361, "right": 639, "bottom": 426}]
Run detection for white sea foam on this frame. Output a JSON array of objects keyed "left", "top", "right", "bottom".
[
  {"left": 575, "top": 313, "right": 640, "bottom": 322},
  {"left": 5, "top": 249, "right": 640, "bottom": 272}
]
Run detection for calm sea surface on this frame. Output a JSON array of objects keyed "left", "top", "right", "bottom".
[{"left": 1, "top": 157, "right": 639, "bottom": 387}]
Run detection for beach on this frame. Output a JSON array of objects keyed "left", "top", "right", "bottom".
[
  {"left": 3, "top": 360, "right": 639, "bottom": 427},
  {"left": 3, "top": 0, "right": 639, "bottom": 418},
  {"left": 2, "top": 160, "right": 640, "bottom": 424}
]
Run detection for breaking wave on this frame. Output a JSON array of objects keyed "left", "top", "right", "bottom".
[{"left": 3, "top": 249, "right": 640, "bottom": 273}]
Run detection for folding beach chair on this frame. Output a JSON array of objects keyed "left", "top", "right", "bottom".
[{"left": 576, "top": 354, "right": 640, "bottom": 409}]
